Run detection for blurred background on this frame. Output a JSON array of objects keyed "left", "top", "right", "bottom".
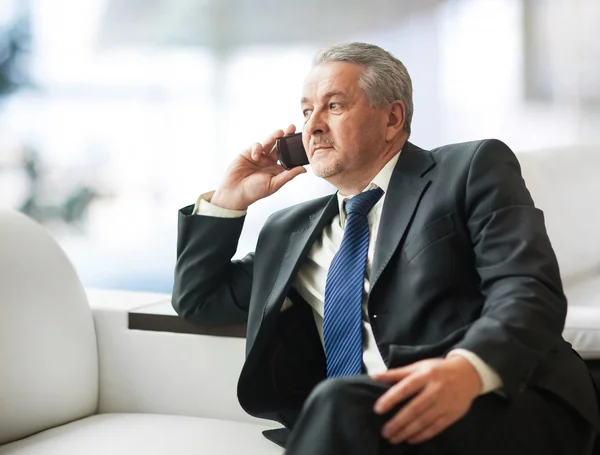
[{"left": 0, "top": 0, "right": 598, "bottom": 293}]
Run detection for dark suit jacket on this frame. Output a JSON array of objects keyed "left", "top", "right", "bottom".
[{"left": 172, "top": 139, "right": 600, "bottom": 431}]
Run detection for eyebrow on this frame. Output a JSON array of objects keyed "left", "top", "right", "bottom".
[{"left": 301, "top": 90, "right": 347, "bottom": 104}]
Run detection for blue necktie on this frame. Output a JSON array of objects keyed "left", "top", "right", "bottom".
[{"left": 323, "top": 187, "right": 384, "bottom": 378}]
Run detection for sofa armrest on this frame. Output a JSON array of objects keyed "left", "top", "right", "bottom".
[
  {"left": 87, "top": 288, "right": 274, "bottom": 427},
  {"left": 86, "top": 288, "right": 170, "bottom": 312}
]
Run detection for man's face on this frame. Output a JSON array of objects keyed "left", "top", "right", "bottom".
[{"left": 301, "top": 61, "right": 389, "bottom": 182}]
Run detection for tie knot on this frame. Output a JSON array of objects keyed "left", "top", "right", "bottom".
[{"left": 345, "top": 187, "right": 384, "bottom": 217}]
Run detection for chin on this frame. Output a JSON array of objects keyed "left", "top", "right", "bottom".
[
  {"left": 312, "top": 160, "right": 343, "bottom": 179},
  {"left": 309, "top": 148, "right": 344, "bottom": 179}
]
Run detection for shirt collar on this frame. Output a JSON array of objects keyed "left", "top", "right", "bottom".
[{"left": 337, "top": 150, "right": 402, "bottom": 226}]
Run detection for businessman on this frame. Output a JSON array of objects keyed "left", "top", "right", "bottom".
[{"left": 173, "top": 42, "right": 599, "bottom": 454}]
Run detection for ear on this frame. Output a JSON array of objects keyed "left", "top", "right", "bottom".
[{"left": 385, "top": 100, "right": 406, "bottom": 142}]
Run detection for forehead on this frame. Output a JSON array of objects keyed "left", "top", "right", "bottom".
[{"left": 301, "top": 61, "right": 364, "bottom": 100}]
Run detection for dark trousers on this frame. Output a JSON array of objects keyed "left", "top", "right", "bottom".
[{"left": 282, "top": 375, "right": 596, "bottom": 455}]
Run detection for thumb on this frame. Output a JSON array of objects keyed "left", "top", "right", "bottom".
[{"left": 270, "top": 166, "right": 307, "bottom": 193}]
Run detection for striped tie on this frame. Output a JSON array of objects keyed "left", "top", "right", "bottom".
[{"left": 323, "top": 187, "right": 384, "bottom": 378}]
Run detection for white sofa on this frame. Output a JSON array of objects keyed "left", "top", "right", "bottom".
[
  {"left": 516, "top": 146, "right": 600, "bottom": 363},
  {"left": 0, "top": 209, "right": 281, "bottom": 455},
  {"left": 0, "top": 144, "right": 598, "bottom": 454}
]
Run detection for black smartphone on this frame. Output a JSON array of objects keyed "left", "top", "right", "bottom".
[{"left": 276, "top": 132, "right": 309, "bottom": 170}]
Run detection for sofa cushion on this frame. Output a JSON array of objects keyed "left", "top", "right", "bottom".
[
  {"left": 0, "top": 209, "right": 98, "bottom": 445},
  {"left": 563, "top": 276, "right": 600, "bottom": 359},
  {"left": 516, "top": 146, "right": 600, "bottom": 283},
  {"left": 89, "top": 291, "right": 261, "bottom": 425},
  {"left": 0, "top": 413, "right": 283, "bottom": 455}
]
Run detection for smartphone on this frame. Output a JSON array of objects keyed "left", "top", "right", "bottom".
[{"left": 276, "top": 132, "right": 309, "bottom": 170}]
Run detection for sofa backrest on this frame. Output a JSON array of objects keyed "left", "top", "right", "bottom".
[
  {"left": 0, "top": 209, "right": 98, "bottom": 445},
  {"left": 516, "top": 145, "right": 600, "bottom": 286}
]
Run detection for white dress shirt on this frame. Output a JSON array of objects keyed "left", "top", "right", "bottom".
[{"left": 193, "top": 152, "right": 503, "bottom": 394}]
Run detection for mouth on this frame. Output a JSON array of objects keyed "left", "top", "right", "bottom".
[{"left": 313, "top": 146, "right": 333, "bottom": 153}]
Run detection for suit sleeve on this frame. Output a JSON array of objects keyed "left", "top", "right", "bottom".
[
  {"left": 171, "top": 204, "right": 253, "bottom": 325},
  {"left": 452, "top": 139, "right": 567, "bottom": 400}
]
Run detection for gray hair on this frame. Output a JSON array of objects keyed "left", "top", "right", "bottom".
[{"left": 313, "top": 42, "right": 413, "bottom": 136}]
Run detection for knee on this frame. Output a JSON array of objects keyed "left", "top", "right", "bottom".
[
  {"left": 302, "top": 378, "right": 354, "bottom": 415},
  {"left": 310, "top": 378, "right": 350, "bottom": 402},
  {"left": 305, "top": 375, "right": 379, "bottom": 410}
]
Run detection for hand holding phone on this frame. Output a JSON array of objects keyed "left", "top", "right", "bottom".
[{"left": 210, "top": 126, "right": 306, "bottom": 211}]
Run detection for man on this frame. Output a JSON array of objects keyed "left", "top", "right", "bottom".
[{"left": 172, "top": 42, "right": 599, "bottom": 454}]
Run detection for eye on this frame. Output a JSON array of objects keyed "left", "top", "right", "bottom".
[
  {"left": 329, "top": 102, "right": 342, "bottom": 110},
  {"left": 303, "top": 109, "right": 312, "bottom": 118}
]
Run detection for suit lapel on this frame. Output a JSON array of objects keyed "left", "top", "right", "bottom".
[
  {"left": 263, "top": 195, "right": 339, "bottom": 316},
  {"left": 241, "top": 197, "right": 338, "bottom": 410},
  {"left": 370, "top": 142, "right": 436, "bottom": 292}
]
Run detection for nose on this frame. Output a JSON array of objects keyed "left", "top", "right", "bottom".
[{"left": 306, "top": 108, "right": 329, "bottom": 136}]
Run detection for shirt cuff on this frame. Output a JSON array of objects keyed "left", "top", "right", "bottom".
[
  {"left": 192, "top": 191, "right": 247, "bottom": 218},
  {"left": 447, "top": 348, "right": 503, "bottom": 395}
]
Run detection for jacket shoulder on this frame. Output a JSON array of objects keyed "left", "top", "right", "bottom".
[
  {"left": 427, "top": 139, "right": 514, "bottom": 164},
  {"left": 264, "top": 194, "right": 334, "bottom": 231}
]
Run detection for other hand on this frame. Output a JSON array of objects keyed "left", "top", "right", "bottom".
[{"left": 372, "top": 356, "right": 482, "bottom": 445}]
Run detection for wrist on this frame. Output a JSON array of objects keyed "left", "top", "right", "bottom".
[
  {"left": 446, "top": 355, "right": 482, "bottom": 397},
  {"left": 210, "top": 191, "right": 249, "bottom": 211}
]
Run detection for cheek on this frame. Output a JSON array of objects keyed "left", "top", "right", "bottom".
[
  {"left": 302, "top": 135, "right": 311, "bottom": 157},
  {"left": 332, "top": 120, "right": 356, "bottom": 147},
  {"left": 338, "top": 126, "right": 364, "bottom": 155},
  {"left": 354, "top": 117, "right": 385, "bottom": 148}
]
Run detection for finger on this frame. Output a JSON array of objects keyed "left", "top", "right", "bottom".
[
  {"left": 264, "top": 164, "right": 288, "bottom": 176},
  {"left": 249, "top": 142, "right": 263, "bottom": 161},
  {"left": 270, "top": 166, "right": 307, "bottom": 192},
  {"left": 265, "top": 142, "right": 280, "bottom": 162},
  {"left": 260, "top": 130, "right": 285, "bottom": 161},
  {"left": 371, "top": 365, "right": 415, "bottom": 384},
  {"left": 261, "top": 129, "right": 285, "bottom": 147},
  {"left": 406, "top": 415, "right": 451, "bottom": 445},
  {"left": 262, "top": 125, "right": 297, "bottom": 161},
  {"left": 284, "top": 124, "right": 296, "bottom": 135},
  {"left": 374, "top": 373, "right": 426, "bottom": 414},
  {"left": 389, "top": 409, "right": 444, "bottom": 445},
  {"left": 383, "top": 389, "right": 438, "bottom": 441},
  {"left": 267, "top": 125, "right": 298, "bottom": 160}
]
